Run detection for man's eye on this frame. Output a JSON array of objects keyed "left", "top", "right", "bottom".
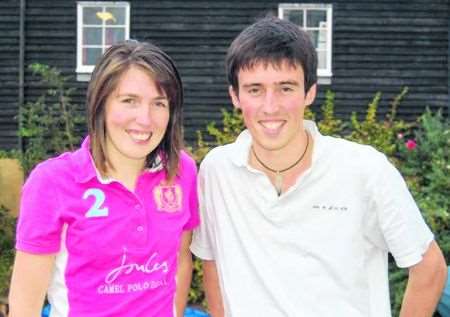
[
  {"left": 248, "top": 88, "right": 260, "bottom": 95},
  {"left": 281, "top": 86, "right": 294, "bottom": 93}
]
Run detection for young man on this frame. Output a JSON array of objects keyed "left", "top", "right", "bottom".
[{"left": 190, "top": 17, "right": 447, "bottom": 316}]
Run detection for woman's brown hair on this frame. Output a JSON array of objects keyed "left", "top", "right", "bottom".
[{"left": 86, "top": 40, "right": 184, "bottom": 181}]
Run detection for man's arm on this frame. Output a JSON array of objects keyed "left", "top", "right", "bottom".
[
  {"left": 8, "top": 251, "right": 55, "bottom": 317},
  {"left": 175, "top": 231, "right": 194, "bottom": 317},
  {"left": 203, "top": 260, "right": 224, "bottom": 317},
  {"left": 400, "top": 241, "right": 447, "bottom": 317}
]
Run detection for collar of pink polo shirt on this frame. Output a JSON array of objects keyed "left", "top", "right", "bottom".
[{"left": 71, "top": 136, "right": 164, "bottom": 184}]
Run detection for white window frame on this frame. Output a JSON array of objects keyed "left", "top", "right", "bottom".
[
  {"left": 279, "top": 3, "right": 333, "bottom": 83},
  {"left": 76, "top": 1, "right": 130, "bottom": 75}
]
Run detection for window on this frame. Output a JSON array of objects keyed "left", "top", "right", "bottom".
[
  {"left": 77, "top": 2, "right": 130, "bottom": 74},
  {"left": 279, "top": 4, "right": 333, "bottom": 83}
]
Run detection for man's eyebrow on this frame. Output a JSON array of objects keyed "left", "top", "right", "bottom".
[
  {"left": 241, "top": 81, "right": 300, "bottom": 88},
  {"left": 278, "top": 80, "right": 300, "bottom": 86},
  {"left": 241, "top": 83, "right": 262, "bottom": 88}
]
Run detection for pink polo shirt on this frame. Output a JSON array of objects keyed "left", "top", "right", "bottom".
[{"left": 16, "top": 137, "right": 199, "bottom": 317}]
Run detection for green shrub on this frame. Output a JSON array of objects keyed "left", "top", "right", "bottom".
[
  {"left": 189, "top": 257, "right": 206, "bottom": 307},
  {"left": 389, "top": 110, "right": 450, "bottom": 315},
  {"left": 347, "top": 87, "right": 409, "bottom": 157},
  {"left": 399, "top": 109, "right": 450, "bottom": 231},
  {"left": 192, "top": 108, "right": 244, "bottom": 163},
  {"left": 0, "top": 63, "right": 84, "bottom": 300},
  {"left": 19, "top": 63, "right": 83, "bottom": 174},
  {"left": 0, "top": 206, "right": 16, "bottom": 297},
  {"left": 317, "top": 90, "right": 343, "bottom": 136}
]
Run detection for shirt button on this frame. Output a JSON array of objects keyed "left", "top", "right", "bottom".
[{"left": 137, "top": 226, "right": 144, "bottom": 232}]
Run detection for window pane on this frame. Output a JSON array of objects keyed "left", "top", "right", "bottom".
[
  {"left": 318, "top": 50, "right": 327, "bottom": 69},
  {"left": 306, "top": 30, "right": 319, "bottom": 48},
  {"left": 307, "top": 10, "right": 327, "bottom": 28},
  {"left": 83, "top": 27, "right": 102, "bottom": 45},
  {"left": 83, "top": 47, "right": 102, "bottom": 66},
  {"left": 105, "top": 28, "right": 125, "bottom": 46},
  {"left": 318, "top": 28, "right": 327, "bottom": 49},
  {"left": 105, "top": 7, "right": 126, "bottom": 25},
  {"left": 285, "top": 9, "right": 303, "bottom": 26},
  {"left": 307, "top": 29, "right": 328, "bottom": 50},
  {"left": 83, "top": 7, "right": 103, "bottom": 25}
]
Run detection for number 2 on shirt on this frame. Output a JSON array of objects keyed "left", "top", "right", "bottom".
[{"left": 83, "top": 188, "right": 109, "bottom": 217}]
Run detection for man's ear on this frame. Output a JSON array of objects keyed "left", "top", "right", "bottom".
[
  {"left": 305, "top": 84, "right": 317, "bottom": 107},
  {"left": 229, "top": 86, "right": 241, "bottom": 109}
]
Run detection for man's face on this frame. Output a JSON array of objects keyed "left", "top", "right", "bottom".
[{"left": 229, "top": 60, "right": 316, "bottom": 154}]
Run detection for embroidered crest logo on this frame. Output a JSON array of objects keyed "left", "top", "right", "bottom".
[{"left": 153, "top": 184, "right": 182, "bottom": 212}]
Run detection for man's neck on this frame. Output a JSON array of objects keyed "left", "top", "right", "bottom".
[
  {"left": 249, "top": 129, "right": 313, "bottom": 195},
  {"left": 250, "top": 129, "right": 309, "bottom": 171}
]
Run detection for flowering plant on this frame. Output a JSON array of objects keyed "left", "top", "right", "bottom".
[{"left": 405, "top": 139, "right": 417, "bottom": 151}]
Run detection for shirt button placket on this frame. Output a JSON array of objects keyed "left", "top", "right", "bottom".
[{"left": 133, "top": 202, "right": 145, "bottom": 237}]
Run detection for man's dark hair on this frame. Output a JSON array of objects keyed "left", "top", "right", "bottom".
[{"left": 226, "top": 17, "right": 318, "bottom": 93}]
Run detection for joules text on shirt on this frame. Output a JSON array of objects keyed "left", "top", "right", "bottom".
[{"left": 105, "top": 250, "right": 169, "bottom": 284}]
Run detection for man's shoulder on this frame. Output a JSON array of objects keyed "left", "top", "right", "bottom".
[
  {"left": 322, "top": 135, "right": 386, "bottom": 164},
  {"left": 317, "top": 135, "right": 393, "bottom": 180}
]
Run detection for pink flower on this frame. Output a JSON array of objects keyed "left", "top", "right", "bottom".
[
  {"left": 397, "top": 133, "right": 404, "bottom": 139},
  {"left": 405, "top": 139, "right": 417, "bottom": 151}
]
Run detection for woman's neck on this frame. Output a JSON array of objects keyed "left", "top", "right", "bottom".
[{"left": 106, "top": 158, "right": 145, "bottom": 192}]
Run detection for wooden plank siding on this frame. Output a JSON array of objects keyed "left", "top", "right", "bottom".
[
  {"left": 0, "top": 0, "right": 448, "bottom": 150},
  {"left": 0, "top": 0, "right": 20, "bottom": 149}
]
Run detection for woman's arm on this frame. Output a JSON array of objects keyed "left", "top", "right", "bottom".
[
  {"left": 175, "top": 231, "right": 194, "bottom": 317},
  {"left": 8, "top": 250, "right": 56, "bottom": 317}
]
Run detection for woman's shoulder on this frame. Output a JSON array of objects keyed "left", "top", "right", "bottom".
[
  {"left": 177, "top": 150, "right": 198, "bottom": 178},
  {"left": 179, "top": 150, "right": 197, "bottom": 168},
  {"left": 25, "top": 151, "right": 76, "bottom": 187}
]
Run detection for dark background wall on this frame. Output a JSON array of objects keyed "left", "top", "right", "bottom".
[
  {"left": 0, "top": 0, "right": 449, "bottom": 150},
  {"left": 0, "top": 0, "right": 21, "bottom": 149}
]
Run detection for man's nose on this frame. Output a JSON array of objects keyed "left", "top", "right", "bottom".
[{"left": 261, "top": 90, "right": 279, "bottom": 114}]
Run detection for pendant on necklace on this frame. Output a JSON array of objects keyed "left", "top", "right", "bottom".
[{"left": 275, "top": 171, "right": 283, "bottom": 196}]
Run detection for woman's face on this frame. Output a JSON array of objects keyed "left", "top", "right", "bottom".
[{"left": 104, "top": 65, "right": 170, "bottom": 169}]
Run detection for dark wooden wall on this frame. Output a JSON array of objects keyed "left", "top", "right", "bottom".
[
  {"left": 0, "top": 0, "right": 20, "bottom": 149},
  {"left": 0, "top": 0, "right": 449, "bottom": 150},
  {"left": 330, "top": 0, "right": 449, "bottom": 119}
]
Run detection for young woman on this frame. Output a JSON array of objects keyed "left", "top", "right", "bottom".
[{"left": 9, "top": 40, "right": 199, "bottom": 317}]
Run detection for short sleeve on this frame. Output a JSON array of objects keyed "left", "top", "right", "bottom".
[
  {"left": 182, "top": 154, "right": 200, "bottom": 231},
  {"left": 190, "top": 164, "right": 215, "bottom": 260},
  {"left": 15, "top": 163, "right": 63, "bottom": 254},
  {"left": 365, "top": 156, "right": 434, "bottom": 268}
]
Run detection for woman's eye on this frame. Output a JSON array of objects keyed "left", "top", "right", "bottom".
[
  {"left": 155, "top": 102, "right": 168, "bottom": 108},
  {"left": 122, "top": 98, "right": 135, "bottom": 104}
]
